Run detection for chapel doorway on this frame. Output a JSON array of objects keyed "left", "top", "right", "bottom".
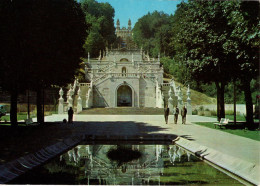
[{"left": 117, "top": 85, "right": 132, "bottom": 107}]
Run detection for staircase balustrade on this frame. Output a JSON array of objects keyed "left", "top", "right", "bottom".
[{"left": 79, "top": 83, "right": 91, "bottom": 87}]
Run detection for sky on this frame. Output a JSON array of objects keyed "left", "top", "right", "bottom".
[{"left": 96, "top": 0, "right": 182, "bottom": 27}]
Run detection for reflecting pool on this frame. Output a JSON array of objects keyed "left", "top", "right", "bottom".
[{"left": 10, "top": 144, "right": 242, "bottom": 185}]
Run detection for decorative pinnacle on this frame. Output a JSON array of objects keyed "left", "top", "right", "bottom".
[{"left": 59, "top": 88, "right": 63, "bottom": 97}]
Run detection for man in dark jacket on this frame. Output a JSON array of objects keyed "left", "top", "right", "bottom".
[
  {"left": 68, "top": 107, "right": 74, "bottom": 123},
  {"left": 164, "top": 104, "right": 170, "bottom": 124},
  {"left": 173, "top": 105, "right": 179, "bottom": 124},
  {"left": 181, "top": 106, "right": 187, "bottom": 124}
]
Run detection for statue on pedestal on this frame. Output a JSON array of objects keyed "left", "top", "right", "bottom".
[
  {"left": 186, "top": 85, "right": 192, "bottom": 115},
  {"left": 77, "top": 87, "right": 82, "bottom": 113},
  {"left": 58, "top": 88, "right": 64, "bottom": 114}
]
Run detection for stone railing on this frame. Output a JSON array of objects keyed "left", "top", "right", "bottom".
[
  {"left": 92, "top": 73, "right": 109, "bottom": 84},
  {"left": 92, "top": 72, "right": 159, "bottom": 85},
  {"left": 162, "top": 83, "right": 171, "bottom": 87},
  {"left": 79, "top": 83, "right": 91, "bottom": 87},
  {"left": 93, "top": 72, "right": 158, "bottom": 77},
  {"left": 111, "top": 73, "right": 139, "bottom": 77},
  {"left": 98, "top": 63, "right": 114, "bottom": 72}
]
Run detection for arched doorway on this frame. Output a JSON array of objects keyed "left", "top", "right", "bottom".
[{"left": 117, "top": 85, "right": 132, "bottom": 107}]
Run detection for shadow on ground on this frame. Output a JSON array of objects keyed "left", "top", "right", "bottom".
[{"left": 0, "top": 121, "right": 193, "bottom": 165}]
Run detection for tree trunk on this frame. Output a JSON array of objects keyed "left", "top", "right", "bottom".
[
  {"left": 42, "top": 88, "right": 45, "bottom": 123},
  {"left": 10, "top": 88, "right": 18, "bottom": 127},
  {"left": 233, "top": 80, "right": 236, "bottom": 125},
  {"left": 27, "top": 89, "right": 30, "bottom": 119},
  {"left": 216, "top": 88, "right": 220, "bottom": 121},
  {"left": 215, "top": 81, "right": 225, "bottom": 121},
  {"left": 37, "top": 87, "right": 43, "bottom": 124},
  {"left": 242, "top": 80, "right": 254, "bottom": 129},
  {"left": 220, "top": 82, "right": 225, "bottom": 118}
]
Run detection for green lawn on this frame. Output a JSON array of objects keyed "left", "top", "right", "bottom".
[
  {"left": 209, "top": 115, "right": 246, "bottom": 121},
  {"left": 194, "top": 122, "right": 260, "bottom": 141},
  {"left": 209, "top": 115, "right": 259, "bottom": 123},
  {"left": 0, "top": 111, "right": 56, "bottom": 123},
  {"left": 0, "top": 114, "right": 29, "bottom": 122}
]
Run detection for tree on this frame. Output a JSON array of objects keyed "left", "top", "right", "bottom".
[
  {"left": 0, "top": 0, "right": 87, "bottom": 125},
  {"left": 133, "top": 11, "right": 173, "bottom": 57},
  {"left": 80, "top": 0, "right": 116, "bottom": 57},
  {"left": 222, "top": 1, "right": 259, "bottom": 128},
  {"left": 170, "top": 1, "right": 235, "bottom": 120}
]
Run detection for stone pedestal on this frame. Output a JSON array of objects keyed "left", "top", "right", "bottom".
[
  {"left": 77, "top": 97, "right": 82, "bottom": 113},
  {"left": 77, "top": 88, "right": 82, "bottom": 113},
  {"left": 68, "top": 96, "right": 73, "bottom": 108},
  {"left": 86, "top": 85, "right": 93, "bottom": 108},
  {"left": 58, "top": 98, "right": 64, "bottom": 114},
  {"left": 156, "top": 81, "right": 163, "bottom": 108},
  {"left": 161, "top": 93, "right": 165, "bottom": 108},
  {"left": 187, "top": 98, "right": 192, "bottom": 115},
  {"left": 178, "top": 99, "right": 183, "bottom": 109},
  {"left": 186, "top": 85, "right": 192, "bottom": 115},
  {"left": 58, "top": 88, "right": 64, "bottom": 114},
  {"left": 177, "top": 87, "right": 183, "bottom": 109},
  {"left": 168, "top": 88, "right": 174, "bottom": 112},
  {"left": 168, "top": 97, "right": 174, "bottom": 112}
]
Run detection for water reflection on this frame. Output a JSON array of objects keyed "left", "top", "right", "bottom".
[
  {"left": 56, "top": 145, "right": 193, "bottom": 185},
  {"left": 107, "top": 145, "right": 142, "bottom": 166},
  {"left": 10, "top": 144, "right": 242, "bottom": 185}
]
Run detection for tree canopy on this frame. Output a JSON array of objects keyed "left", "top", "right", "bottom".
[
  {"left": 172, "top": 1, "right": 259, "bottom": 125},
  {"left": 132, "top": 11, "right": 174, "bottom": 57},
  {"left": 0, "top": 0, "right": 87, "bottom": 125},
  {"left": 80, "top": 0, "right": 116, "bottom": 57},
  {"left": 133, "top": 1, "right": 259, "bottom": 126}
]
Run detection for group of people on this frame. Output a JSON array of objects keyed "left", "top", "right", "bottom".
[
  {"left": 164, "top": 104, "right": 187, "bottom": 124},
  {"left": 67, "top": 105, "right": 187, "bottom": 125}
]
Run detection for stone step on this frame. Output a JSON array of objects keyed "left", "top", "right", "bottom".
[{"left": 79, "top": 107, "right": 164, "bottom": 115}]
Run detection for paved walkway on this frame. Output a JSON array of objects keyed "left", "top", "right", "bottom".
[{"left": 34, "top": 114, "right": 259, "bottom": 165}]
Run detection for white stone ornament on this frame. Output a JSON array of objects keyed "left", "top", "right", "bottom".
[
  {"left": 77, "top": 87, "right": 82, "bottom": 113},
  {"left": 68, "top": 88, "right": 73, "bottom": 108},
  {"left": 186, "top": 84, "right": 192, "bottom": 115},
  {"left": 58, "top": 88, "right": 64, "bottom": 114},
  {"left": 168, "top": 87, "right": 174, "bottom": 111}
]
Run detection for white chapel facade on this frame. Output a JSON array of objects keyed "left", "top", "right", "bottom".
[
  {"left": 83, "top": 19, "right": 165, "bottom": 108},
  {"left": 58, "top": 19, "right": 191, "bottom": 113}
]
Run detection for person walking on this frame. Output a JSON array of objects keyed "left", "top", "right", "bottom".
[
  {"left": 173, "top": 105, "right": 179, "bottom": 124},
  {"left": 164, "top": 104, "right": 170, "bottom": 124},
  {"left": 181, "top": 106, "right": 187, "bottom": 124},
  {"left": 68, "top": 107, "right": 74, "bottom": 123}
]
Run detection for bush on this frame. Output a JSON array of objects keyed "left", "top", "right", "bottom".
[
  {"left": 198, "top": 111, "right": 204, "bottom": 116},
  {"left": 225, "top": 110, "right": 234, "bottom": 115},
  {"left": 192, "top": 109, "right": 198, "bottom": 115},
  {"left": 210, "top": 110, "right": 217, "bottom": 116},
  {"left": 199, "top": 106, "right": 204, "bottom": 111}
]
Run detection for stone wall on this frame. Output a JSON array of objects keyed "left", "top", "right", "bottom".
[{"left": 193, "top": 104, "right": 253, "bottom": 115}]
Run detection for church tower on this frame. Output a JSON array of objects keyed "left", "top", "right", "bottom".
[
  {"left": 128, "top": 19, "right": 131, "bottom": 30},
  {"left": 116, "top": 19, "right": 120, "bottom": 31}
]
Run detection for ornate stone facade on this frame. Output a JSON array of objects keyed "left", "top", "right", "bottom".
[
  {"left": 84, "top": 48, "right": 164, "bottom": 108},
  {"left": 58, "top": 20, "right": 191, "bottom": 112}
]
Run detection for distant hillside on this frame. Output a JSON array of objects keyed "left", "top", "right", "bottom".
[{"left": 164, "top": 78, "right": 217, "bottom": 105}]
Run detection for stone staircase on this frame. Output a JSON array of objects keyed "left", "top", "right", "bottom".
[
  {"left": 79, "top": 107, "right": 164, "bottom": 115},
  {"left": 92, "top": 64, "right": 116, "bottom": 85}
]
